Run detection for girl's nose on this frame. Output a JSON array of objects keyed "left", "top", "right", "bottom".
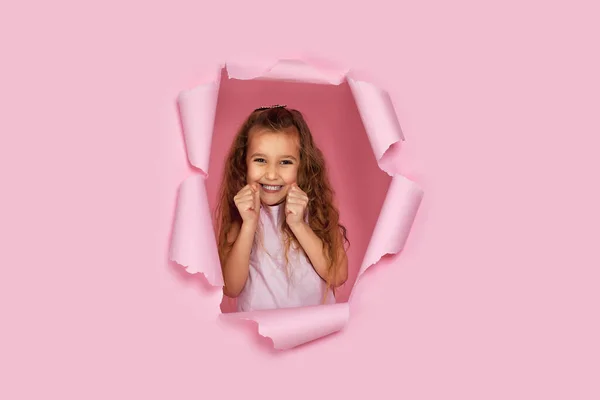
[{"left": 265, "top": 165, "right": 278, "bottom": 180}]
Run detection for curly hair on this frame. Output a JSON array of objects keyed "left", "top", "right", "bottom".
[{"left": 214, "top": 106, "right": 349, "bottom": 296}]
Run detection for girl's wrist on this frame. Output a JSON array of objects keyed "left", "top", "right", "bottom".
[
  {"left": 241, "top": 220, "right": 258, "bottom": 233},
  {"left": 288, "top": 220, "right": 307, "bottom": 232}
]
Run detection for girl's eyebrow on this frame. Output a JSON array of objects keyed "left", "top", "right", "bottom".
[{"left": 250, "top": 153, "right": 298, "bottom": 162}]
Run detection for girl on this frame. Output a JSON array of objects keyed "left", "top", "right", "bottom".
[{"left": 214, "top": 105, "right": 349, "bottom": 312}]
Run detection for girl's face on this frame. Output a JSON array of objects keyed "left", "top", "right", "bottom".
[{"left": 245, "top": 128, "right": 300, "bottom": 206}]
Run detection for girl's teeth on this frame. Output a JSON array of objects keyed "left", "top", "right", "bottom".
[{"left": 263, "top": 185, "right": 281, "bottom": 190}]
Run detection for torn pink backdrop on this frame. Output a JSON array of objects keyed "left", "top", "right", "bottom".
[
  {"left": 4, "top": 1, "right": 599, "bottom": 397},
  {"left": 169, "top": 59, "right": 423, "bottom": 349}
]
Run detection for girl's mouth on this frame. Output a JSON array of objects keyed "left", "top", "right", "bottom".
[{"left": 260, "top": 184, "right": 283, "bottom": 193}]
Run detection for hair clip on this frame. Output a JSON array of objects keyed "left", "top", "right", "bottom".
[{"left": 254, "top": 104, "right": 287, "bottom": 111}]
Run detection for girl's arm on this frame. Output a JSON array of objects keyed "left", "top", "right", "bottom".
[
  {"left": 221, "top": 220, "right": 256, "bottom": 297},
  {"left": 288, "top": 222, "right": 348, "bottom": 287}
]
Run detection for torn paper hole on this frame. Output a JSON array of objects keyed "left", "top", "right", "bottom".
[{"left": 170, "top": 58, "right": 424, "bottom": 350}]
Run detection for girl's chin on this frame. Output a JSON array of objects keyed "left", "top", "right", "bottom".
[
  {"left": 261, "top": 197, "right": 285, "bottom": 206},
  {"left": 260, "top": 192, "right": 287, "bottom": 206}
]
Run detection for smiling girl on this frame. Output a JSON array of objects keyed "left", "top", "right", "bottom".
[{"left": 214, "top": 105, "right": 349, "bottom": 312}]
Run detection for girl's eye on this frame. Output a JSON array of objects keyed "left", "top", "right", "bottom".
[{"left": 253, "top": 158, "right": 293, "bottom": 165}]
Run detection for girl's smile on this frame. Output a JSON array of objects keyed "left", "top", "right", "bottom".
[{"left": 260, "top": 183, "right": 284, "bottom": 193}]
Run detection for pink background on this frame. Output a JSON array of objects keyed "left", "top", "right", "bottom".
[{"left": 2, "top": 0, "right": 599, "bottom": 399}]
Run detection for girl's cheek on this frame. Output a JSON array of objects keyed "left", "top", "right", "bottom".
[
  {"left": 287, "top": 167, "right": 299, "bottom": 182},
  {"left": 246, "top": 166, "right": 261, "bottom": 182}
]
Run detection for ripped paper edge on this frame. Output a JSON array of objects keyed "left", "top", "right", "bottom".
[{"left": 170, "top": 58, "right": 424, "bottom": 350}]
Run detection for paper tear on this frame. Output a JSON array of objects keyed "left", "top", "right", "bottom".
[
  {"left": 226, "top": 59, "right": 348, "bottom": 85},
  {"left": 353, "top": 175, "right": 424, "bottom": 290},
  {"left": 347, "top": 77, "right": 405, "bottom": 174},
  {"left": 177, "top": 72, "right": 221, "bottom": 176},
  {"left": 220, "top": 303, "right": 349, "bottom": 350},
  {"left": 169, "top": 175, "right": 223, "bottom": 286},
  {"left": 170, "top": 58, "right": 423, "bottom": 349}
]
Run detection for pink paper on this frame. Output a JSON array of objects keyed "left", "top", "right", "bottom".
[
  {"left": 226, "top": 58, "right": 348, "bottom": 85},
  {"left": 169, "top": 174, "right": 223, "bottom": 286},
  {"left": 177, "top": 70, "right": 221, "bottom": 177},
  {"left": 220, "top": 303, "right": 350, "bottom": 350},
  {"left": 354, "top": 175, "right": 424, "bottom": 285},
  {"left": 169, "top": 58, "right": 424, "bottom": 350},
  {"left": 347, "top": 76, "right": 406, "bottom": 173}
]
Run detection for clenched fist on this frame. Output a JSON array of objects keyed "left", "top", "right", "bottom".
[
  {"left": 234, "top": 183, "right": 261, "bottom": 226},
  {"left": 285, "top": 183, "right": 309, "bottom": 227}
]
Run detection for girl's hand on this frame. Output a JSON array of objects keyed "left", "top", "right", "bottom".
[
  {"left": 285, "top": 183, "right": 309, "bottom": 227},
  {"left": 234, "top": 183, "right": 261, "bottom": 226}
]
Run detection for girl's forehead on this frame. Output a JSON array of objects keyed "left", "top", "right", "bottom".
[{"left": 248, "top": 128, "right": 300, "bottom": 153}]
